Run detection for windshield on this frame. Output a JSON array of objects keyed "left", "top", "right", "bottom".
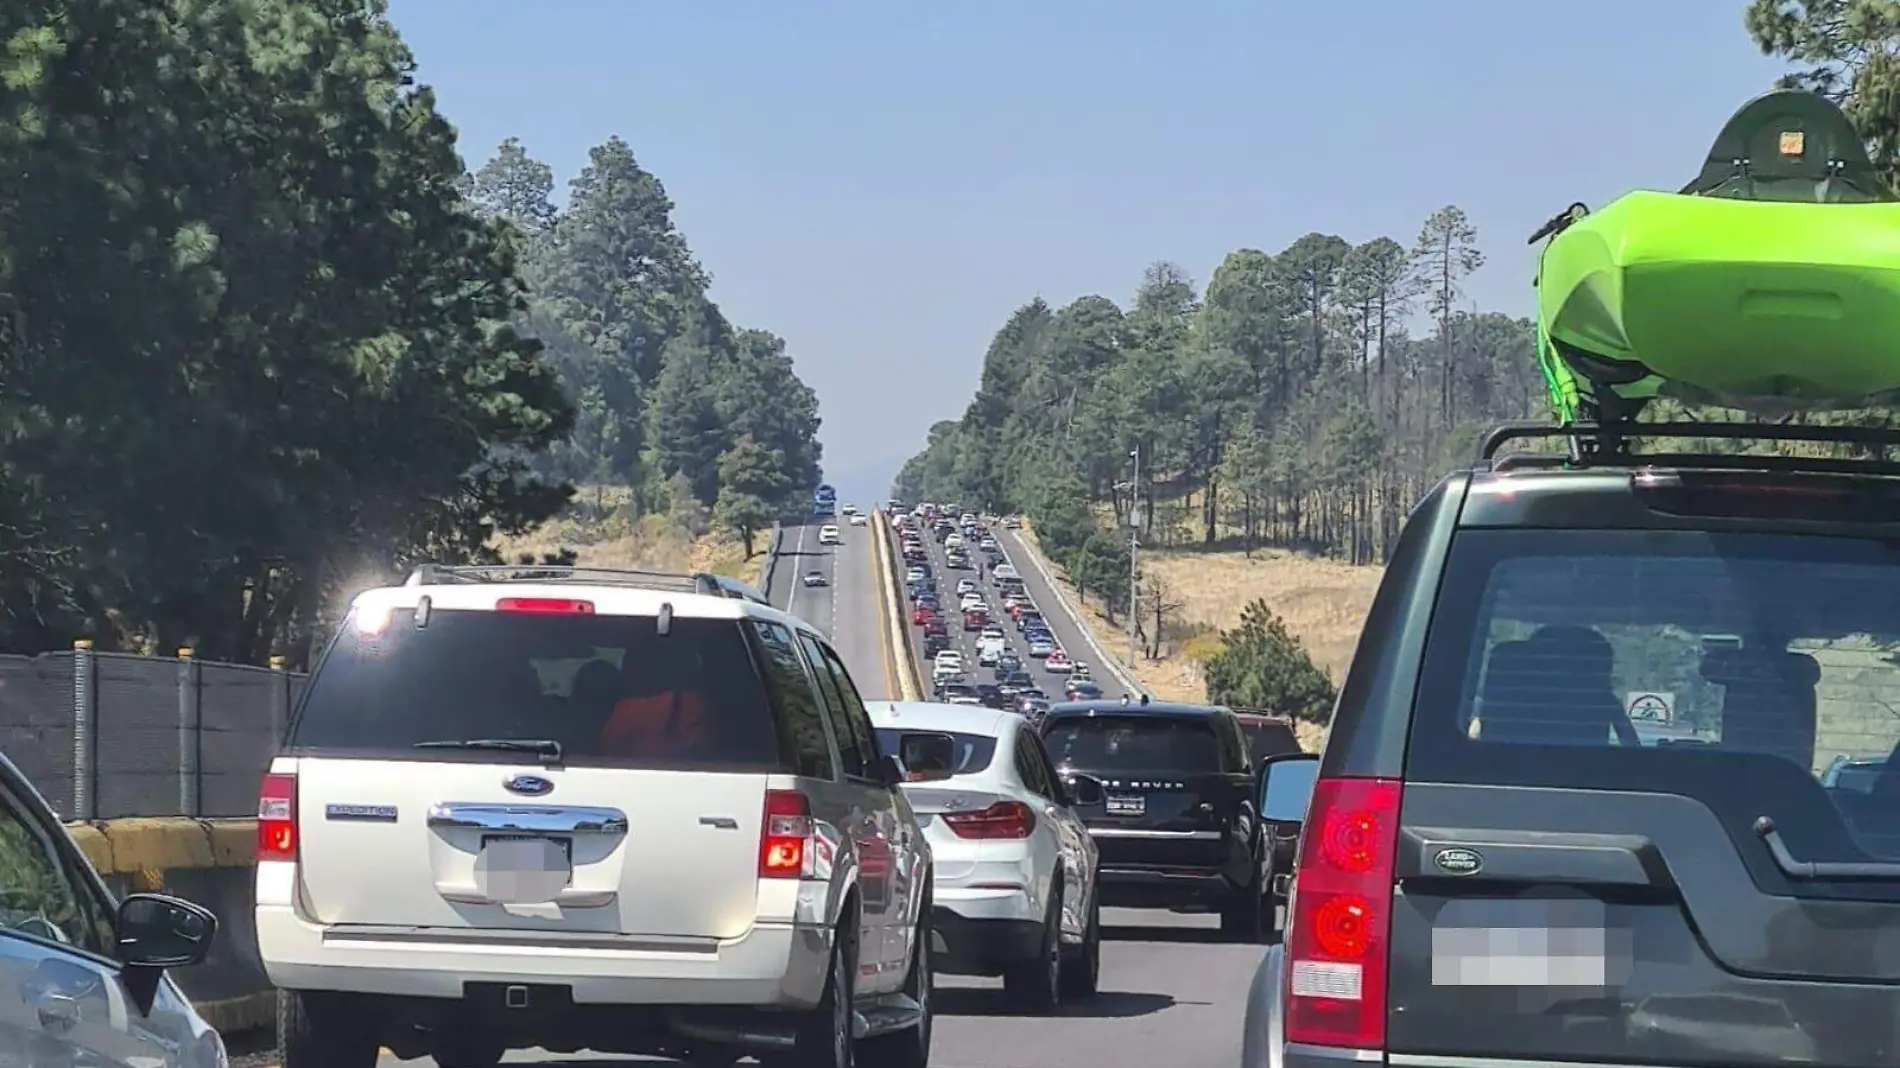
[
  {"left": 1043, "top": 715, "right": 1220, "bottom": 773},
  {"left": 1409, "top": 529, "right": 1900, "bottom": 875},
  {"left": 875, "top": 728, "right": 997, "bottom": 775},
  {"left": 291, "top": 609, "right": 780, "bottom": 768}
]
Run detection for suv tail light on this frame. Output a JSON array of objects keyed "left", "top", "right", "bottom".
[
  {"left": 257, "top": 772, "right": 299, "bottom": 862},
  {"left": 760, "top": 790, "right": 813, "bottom": 878},
  {"left": 942, "top": 800, "right": 1035, "bottom": 839},
  {"left": 1284, "top": 776, "right": 1401, "bottom": 1049}
]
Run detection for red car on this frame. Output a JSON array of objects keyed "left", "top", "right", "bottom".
[
  {"left": 962, "top": 609, "right": 987, "bottom": 632},
  {"left": 913, "top": 606, "right": 937, "bottom": 626},
  {"left": 923, "top": 620, "right": 948, "bottom": 639}
]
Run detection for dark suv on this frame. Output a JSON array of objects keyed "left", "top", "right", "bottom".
[
  {"left": 1043, "top": 698, "right": 1269, "bottom": 941},
  {"left": 1244, "top": 420, "right": 1900, "bottom": 1068}
]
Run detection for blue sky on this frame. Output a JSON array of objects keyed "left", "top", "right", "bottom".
[{"left": 387, "top": 1, "right": 1788, "bottom": 505}]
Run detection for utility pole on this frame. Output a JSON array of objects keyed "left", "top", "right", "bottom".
[{"left": 1128, "top": 444, "right": 1140, "bottom": 669}]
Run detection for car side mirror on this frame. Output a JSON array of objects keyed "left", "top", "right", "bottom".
[
  {"left": 1258, "top": 753, "right": 1319, "bottom": 820},
  {"left": 896, "top": 731, "right": 958, "bottom": 782},
  {"left": 116, "top": 893, "right": 217, "bottom": 969}
]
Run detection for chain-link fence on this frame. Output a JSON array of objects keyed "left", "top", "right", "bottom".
[{"left": 0, "top": 648, "right": 307, "bottom": 819}]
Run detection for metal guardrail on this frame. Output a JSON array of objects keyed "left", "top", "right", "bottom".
[
  {"left": 1002, "top": 528, "right": 1152, "bottom": 699},
  {"left": 2, "top": 646, "right": 305, "bottom": 820}
]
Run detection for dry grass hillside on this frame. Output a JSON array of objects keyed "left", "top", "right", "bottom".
[
  {"left": 492, "top": 485, "right": 767, "bottom": 586},
  {"left": 1020, "top": 489, "right": 1385, "bottom": 751}
]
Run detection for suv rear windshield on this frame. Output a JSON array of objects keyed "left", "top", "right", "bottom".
[
  {"left": 290, "top": 608, "right": 781, "bottom": 768},
  {"left": 1410, "top": 529, "right": 1900, "bottom": 884},
  {"left": 874, "top": 729, "right": 997, "bottom": 775},
  {"left": 1043, "top": 715, "right": 1219, "bottom": 772}
]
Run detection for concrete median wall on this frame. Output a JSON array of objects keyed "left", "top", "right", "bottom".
[
  {"left": 871, "top": 511, "right": 923, "bottom": 700},
  {"left": 66, "top": 817, "right": 274, "bottom": 1035}
]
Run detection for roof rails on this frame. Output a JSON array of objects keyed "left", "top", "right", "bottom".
[
  {"left": 402, "top": 564, "right": 771, "bottom": 606},
  {"left": 1481, "top": 420, "right": 1900, "bottom": 477}
]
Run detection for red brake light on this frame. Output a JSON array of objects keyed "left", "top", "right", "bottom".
[
  {"left": 1284, "top": 776, "right": 1401, "bottom": 1050},
  {"left": 942, "top": 800, "right": 1035, "bottom": 839},
  {"left": 495, "top": 597, "right": 594, "bottom": 614},
  {"left": 760, "top": 790, "right": 812, "bottom": 878},
  {"left": 257, "top": 772, "right": 299, "bottom": 862}
]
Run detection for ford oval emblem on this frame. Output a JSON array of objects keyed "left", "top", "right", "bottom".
[
  {"left": 504, "top": 774, "right": 553, "bottom": 797},
  {"left": 1433, "top": 847, "right": 1483, "bottom": 876}
]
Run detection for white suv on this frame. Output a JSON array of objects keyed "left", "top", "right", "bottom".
[
  {"left": 256, "top": 565, "right": 936, "bottom": 1068},
  {"left": 868, "top": 703, "right": 1101, "bottom": 1011}
]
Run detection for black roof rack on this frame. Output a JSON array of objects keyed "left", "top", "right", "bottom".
[
  {"left": 402, "top": 564, "right": 771, "bottom": 606},
  {"left": 1480, "top": 420, "right": 1900, "bottom": 477}
]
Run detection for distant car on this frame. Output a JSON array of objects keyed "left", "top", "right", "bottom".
[
  {"left": 940, "top": 684, "right": 983, "bottom": 706},
  {"left": 956, "top": 579, "right": 979, "bottom": 595},
  {"left": 1027, "top": 638, "right": 1055, "bottom": 659},
  {"left": 818, "top": 524, "right": 841, "bottom": 545},
  {"left": 849, "top": 512, "right": 868, "bottom": 526},
  {"left": 1064, "top": 680, "right": 1103, "bottom": 701},
  {"left": 1044, "top": 651, "right": 1072, "bottom": 673},
  {"left": 802, "top": 569, "right": 827, "bottom": 587}
]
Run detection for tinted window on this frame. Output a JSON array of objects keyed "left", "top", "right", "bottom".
[
  {"left": 797, "top": 632, "right": 860, "bottom": 777},
  {"left": 815, "top": 643, "right": 884, "bottom": 775},
  {"left": 755, "top": 623, "right": 835, "bottom": 778},
  {"left": 1409, "top": 529, "right": 1900, "bottom": 878},
  {"left": 1014, "top": 731, "right": 1054, "bottom": 797},
  {"left": 1042, "top": 715, "right": 1221, "bottom": 772},
  {"left": 875, "top": 729, "right": 997, "bottom": 775},
  {"left": 293, "top": 610, "right": 781, "bottom": 768},
  {"left": 1261, "top": 759, "right": 1318, "bottom": 820},
  {"left": 0, "top": 785, "right": 113, "bottom": 953}
]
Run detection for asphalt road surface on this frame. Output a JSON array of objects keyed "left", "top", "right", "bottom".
[
  {"left": 366, "top": 909, "right": 1260, "bottom": 1068},
  {"left": 339, "top": 512, "right": 1265, "bottom": 1068},
  {"left": 894, "top": 512, "right": 1131, "bottom": 705}
]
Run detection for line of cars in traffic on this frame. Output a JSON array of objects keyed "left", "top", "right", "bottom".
[{"left": 893, "top": 505, "right": 1103, "bottom": 718}]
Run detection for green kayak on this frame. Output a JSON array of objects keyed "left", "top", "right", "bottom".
[{"left": 1534, "top": 90, "right": 1900, "bottom": 419}]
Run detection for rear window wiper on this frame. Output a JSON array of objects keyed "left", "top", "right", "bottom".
[
  {"left": 413, "top": 738, "right": 564, "bottom": 765},
  {"left": 1753, "top": 816, "right": 1900, "bottom": 880}
]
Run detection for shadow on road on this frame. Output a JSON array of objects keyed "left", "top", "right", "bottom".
[
  {"left": 934, "top": 986, "right": 1176, "bottom": 1019},
  {"left": 1102, "top": 922, "right": 1231, "bottom": 945}
]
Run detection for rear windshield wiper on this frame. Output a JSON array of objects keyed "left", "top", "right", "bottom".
[
  {"left": 413, "top": 738, "right": 563, "bottom": 764},
  {"left": 1753, "top": 816, "right": 1900, "bottom": 880}
]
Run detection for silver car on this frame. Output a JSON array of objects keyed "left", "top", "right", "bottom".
[{"left": 0, "top": 755, "right": 226, "bottom": 1065}]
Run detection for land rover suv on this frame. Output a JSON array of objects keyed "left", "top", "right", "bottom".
[
  {"left": 256, "top": 566, "right": 935, "bottom": 1068},
  {"left": 1243, "top": 421, "right": 1900, "bottom": 1068}
]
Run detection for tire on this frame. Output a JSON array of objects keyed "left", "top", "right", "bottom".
[
  {"left": 787, "top": 928, "right": 856, "bottom": 1068},
  {"left": 279, "top": 990, "right": 380, "bottom": 1068},
  {"left": 1220, "top": 866, "right": 1268, "bottom": 944},
  {"left": 1059, "top": 891, "right": 1101, "bottom": 1000},
  {"left": 860, "top": 901, "right": 933, "bottom": 1068},
  {"left": 1002, "top": 885, "right": 1062, "bottom": 1014}
]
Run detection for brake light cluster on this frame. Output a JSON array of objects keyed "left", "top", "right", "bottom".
[
  {"left": 942, "top": 800, "right": 1035, "bottom": 839},
  {"left": 257, "top": 772, "right": 299, "bottom": 862},
  {"left": 759, "top": 790, "right": 814, "bottom": 878},
  {"left": 1284, "top": 777, "right": 1401, "bottom": 1050},
  {"left": 495, "top": 597, "right": 594, "bottom": 614}
]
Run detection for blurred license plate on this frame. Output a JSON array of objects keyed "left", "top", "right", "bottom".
[
  {"left": 480, "top": 834, "right": 573, "bottom": 889},
  {"left": 1105, "top": 794, "right": 1145, "bottom": 816}
]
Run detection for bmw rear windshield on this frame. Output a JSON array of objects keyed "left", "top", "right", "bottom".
[
  {"left": 289, "top": 608, "right": 782, "bottom": 768},
  {"left": 1408, "top": 528, "right": 1900, "bottom": 895}
]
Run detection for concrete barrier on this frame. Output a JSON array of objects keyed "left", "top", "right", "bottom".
[
  {"left": 65, "top": 817, "right": 274, "bottom": 1034},
  {"left": 871, "top": 511, "right": 923, "bottom": 700}
]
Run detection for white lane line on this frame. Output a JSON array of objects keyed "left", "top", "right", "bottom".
[{"left": 786, "top": 521, "right": 810, "bottom": 618}]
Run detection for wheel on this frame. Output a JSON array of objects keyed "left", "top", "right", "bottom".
[
  {"left": 860, "top": 902, "right": 933, "bottom": 1068},
  {"left": 278, "top": 991, "right": 380, "bottom": 1068},
  {"left": 1002, "top": 886, "right": 1062, "bottom": 1013},
  {"left": 1220, "top": 868, "right": 1268, "bottom": 944},
  {"left": 786, "top": 929, "right": 856, "bottom": 1068},
  {"left": 1059, "top": 891, "right": 1101, "bottom": 999}
]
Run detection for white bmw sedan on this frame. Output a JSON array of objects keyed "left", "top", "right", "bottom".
[{"left": 869, "top": 701, "right": 1101, "bottom": 1012}]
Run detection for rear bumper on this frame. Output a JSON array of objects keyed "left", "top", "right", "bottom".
[
  {"left": 257, "top": 905, "right": 833, "bottom": 1008},
  {"left": 929, "top": 904, "right": 1043, "bottom": 976},
  {"left": 1097, "top": 864, "right": 1241, "bottom": 908}
]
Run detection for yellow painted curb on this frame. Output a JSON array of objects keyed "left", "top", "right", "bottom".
[
  {"left": 64, "top": 818, "right": 257, "bottom": 875},
  {"left": 871, "top": 511, "right": 923, "bottom": 701}
]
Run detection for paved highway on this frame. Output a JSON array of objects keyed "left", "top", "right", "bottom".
[
  {"left": 353, "top": 509, "right": 1262, "bottom": 1067},
  {"left": 891, "top": 513, "right": 1132, "bottom": 704}
]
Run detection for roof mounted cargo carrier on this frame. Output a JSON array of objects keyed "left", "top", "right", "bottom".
[
  {"left": 403, "top": 564, "right": 770, "bottom": 606},
  {"left": 1481, "top": 419, "right": 1900, "bottom": 476},
  {"left": 1528, "top": 89, "right": 1900, "bottom": 424}
]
